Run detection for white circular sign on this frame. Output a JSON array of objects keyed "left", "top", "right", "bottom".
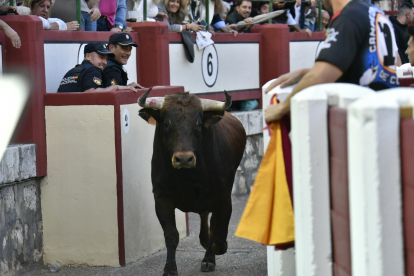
[
  {"left": 201, "top": 45, "right": 218, "bottom": 87},
  {"left": 123, "top": 108, "right": 130, "bottom": 133}
]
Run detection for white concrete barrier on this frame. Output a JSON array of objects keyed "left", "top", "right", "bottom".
[
  {"left": 347, "top": 88, "right": 414, "bottom": 276},
  {"left": 290, "top": 83, "right": 374, "bottom": 276}
]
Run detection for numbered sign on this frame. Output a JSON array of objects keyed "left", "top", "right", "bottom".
[
  {"left": 202, "top": 45, "right": 218, "bottom": 87},
  {"left": 123, "top": 108, "right": 130, "bottom": 134}
]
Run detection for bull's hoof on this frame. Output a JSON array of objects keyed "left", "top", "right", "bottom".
[
  {"left": 213, "top": 241, "right": 228, "bottom": 255},
  {"left": 201, "top": 260, "right": 216, "bottom": 272},
  {"left": 163, "top": 260, "right": 178, "bottom": 276}
]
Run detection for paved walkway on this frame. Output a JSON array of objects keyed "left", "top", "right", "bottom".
[{"left": 23, "top": 195, "right": 267, "bottom": 276}]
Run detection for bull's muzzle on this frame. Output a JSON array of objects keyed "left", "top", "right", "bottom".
[{"left": 172, "top": 151, "right": 196, "bottom": 169}]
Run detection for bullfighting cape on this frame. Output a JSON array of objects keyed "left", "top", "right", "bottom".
[{"left": 235, "top": 96, "right": 294, "bottom": 246}]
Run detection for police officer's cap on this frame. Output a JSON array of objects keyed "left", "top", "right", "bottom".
[
  {"left": 84, "top": 42, "right": 115, "bottom": 58},
  {"left": 109, "top": 33, "right": 138, "bottom": 47}
]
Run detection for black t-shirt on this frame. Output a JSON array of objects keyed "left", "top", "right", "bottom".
[{"left": 315, "top": 1, "right": 398, "bottom": 90}]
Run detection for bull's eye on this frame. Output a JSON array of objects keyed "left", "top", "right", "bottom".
[{"left": 163, "top": 122, "right": 169, "bottom": 130}]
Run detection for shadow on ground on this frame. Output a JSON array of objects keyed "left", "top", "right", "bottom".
[{"left": 22, "top": 195, "right": 267, "bottom": 276}]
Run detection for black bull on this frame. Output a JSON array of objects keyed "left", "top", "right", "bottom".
[{"left": 138, "top": 89, "right": 246, "bottom": 276}]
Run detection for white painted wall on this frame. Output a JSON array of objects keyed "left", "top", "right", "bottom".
[
  {"left": 169, "top": 43, "right": 260, "bottom": 94},
  {"left": 120, "top": 104, "right": 187, "bottom": 264},
  {"left": 44, "top": 43, "right": 137, "bottom": 92},
  {"left": 290, "top": 83, "right": 374, "bottom": 276},
  {"left": 43, "top": 105, "right": 119, "bottom": 266},
  {"left": 347, "top": 89, "right": 414, "bottom": 276},
  {"left": 289, "top": 41, "right": 320, "bottom": 72}
]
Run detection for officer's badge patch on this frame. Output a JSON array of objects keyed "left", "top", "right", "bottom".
[
  {"left": 111, "top": 78, "right": 117, "bottom": 85},
  {"left": 126, "top": 35, "right": 129, "bottom": 39},
  {"left": 93, "top": 77, "right": 102, "bottom": 85}
]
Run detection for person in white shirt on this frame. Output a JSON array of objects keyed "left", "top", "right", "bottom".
[{"left": 29, "top": 0, "right": 79, "bottom": 30}]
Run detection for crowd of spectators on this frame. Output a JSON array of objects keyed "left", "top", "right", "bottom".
[{"left": 0, "top": 0, "right": 333, "bottom": 49}]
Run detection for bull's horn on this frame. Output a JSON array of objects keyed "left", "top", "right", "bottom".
[
  {"left": 137, "top": 87, "right": 165, "bottom": 109},
  {"left": 200, "top": 90, "right": 232, "bottom": 111}
]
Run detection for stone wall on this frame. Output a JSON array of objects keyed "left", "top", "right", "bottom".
[
  {"left": 231, "top": 110, "right": 264, "bottom": 195},
  {"left": 0, "top": 145, "right": 42, "bottom": 276}
]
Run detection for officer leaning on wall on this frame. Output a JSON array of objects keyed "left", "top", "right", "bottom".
[
  {"left": 57, "top": 42, "right": 137, "bottom": 93},
  {"left": 104, "top": 33, "right": 144, "bottom": 89}
]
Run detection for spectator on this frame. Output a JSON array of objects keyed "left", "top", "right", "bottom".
[
  {"left": 220, "top": 5, "right": 228, "bottom": 21},
  {"left": 97, "top": 0, "right": 127, "bottom": 32},
  {"left": 58, "top": 42, "right": 137, "bottom": 93},
  {"left": 299, "top": 0, "right": 316, "bottom": 31},
  {"left": 0, "top": 18, "right": 21, "bottom": 48},
  {"left": 315, "top": 9, "right": 329, "bottom": 31},
  {"left": 210, "top": 0, "right": 237, "bottom": 34},
  {"left": 405, "top": 25, "right": 414, "bottom": 66},
  {"left": 1, "top": 0, "right": 30, "bottom": 14},
  {"left": 157, "top": 0, "right": 204, "bottom": 32},
  {"left": 104, "top": 33, "right": 144, "bottom": 88},
  {"left": 390, "top": 2, "right": 414, "bottom": 64},
  {"left": 225, "top": 0, "right": 253, "bottom": 32},
  {"left": 28, "top": 0, "right": 79, "bottom": 30},
  {"left": 266, "top": 1, "right": 312, "bottom": 37},
  {"left": 81, "top": 0, "right": 101, "bottom": 31}
]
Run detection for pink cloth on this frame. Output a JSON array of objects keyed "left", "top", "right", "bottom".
[{"left": 99, "top": 0, "right": 117, "bottom": 28}]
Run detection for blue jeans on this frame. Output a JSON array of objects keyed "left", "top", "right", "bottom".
[
  {"left": 97, "top": 17, "right": 110, "bottom": 31},
  {"left": 81, "top": 11, "right": 97, "bottom": 31}
]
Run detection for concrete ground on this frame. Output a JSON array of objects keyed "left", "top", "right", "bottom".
[{"left": 22, "top": 195, "right": 267, "bottom": 276}]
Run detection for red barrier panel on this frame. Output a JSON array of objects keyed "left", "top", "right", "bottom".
[
  {"left": 329, "top": 107, "right": 352, "bottom": 276},
  {"left": 401, "top": 118, "right": 414, "bottom": 276},
  {"left": 2, "top": 15, "right": 47, "bottom": 176}
]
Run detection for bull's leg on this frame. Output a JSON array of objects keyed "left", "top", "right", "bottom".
[
  {"left": 211, "top": 196, "right": 232, "bottom": 255},
  {"left": 199, "top": 212, "right": 209, "bottom": 250},
  {"left": 154, "top": 197, "right": 180, "bottom": 276},
  {"left": 201, "top": 214, "right": 216, "bottom": 272}
]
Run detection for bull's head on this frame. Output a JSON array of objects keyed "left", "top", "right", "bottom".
[{"left": 138, "top": 88, "right": 231, "bottom": 169}]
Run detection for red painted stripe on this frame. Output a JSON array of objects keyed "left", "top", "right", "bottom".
[
  {"left": 114, "top": 102, "right": 126, "bottom": 267},
  {"left": 44, "top": 86, "right": 184, "bottom": 106},
  {"left": 401, "top": 119, "right": 414, "bottom": 276},
  {"left": 288, "top": 31, "right": 326, "bottom": 41},
  {"left": 328, "top": 107, "right": 352, "bottom": 276}
]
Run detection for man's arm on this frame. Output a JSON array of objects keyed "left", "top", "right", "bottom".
[
  {"left": 86, "top": 0, "right": 101, "bottom": 21},
  {"left": 103, "top": 66, "right": 123, "bottom": 86},
  {"left": 0, "top": 19, "right": 21, "bottom": 48},
  {"left": 85, "top": 85, "right": 137, "bottom": 93},
  {"left": 264, "top": 61, "right": 342, "bottom": 123},
  {"left": 112, "top": 0, "right": 127, "bottom": 31}
]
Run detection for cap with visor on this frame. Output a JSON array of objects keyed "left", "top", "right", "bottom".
[
  {"left": 84, "top": 42, "right": 115, "bottom": 58},
  {"left": 109, "top": 33, "right": 138, "bottom": 47}
]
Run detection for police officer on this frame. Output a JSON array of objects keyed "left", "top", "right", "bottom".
[
  {"left": 104, "top": 33, "right": 144, "bottom": 89},
  {"left": 57, "top": 42, "right": 137, "bottom": 93}
]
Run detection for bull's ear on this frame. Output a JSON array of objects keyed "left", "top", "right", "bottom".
[
  {"left": 203, "top": 111, "right": 224, "bottom": 128},
  {"left": 139, "top": 108, "right": 160, "bottom": 126}
]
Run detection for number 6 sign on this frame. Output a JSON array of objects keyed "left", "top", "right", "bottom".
[{"left": 202, "top": 45, "right": 218, "bottom": 87}]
